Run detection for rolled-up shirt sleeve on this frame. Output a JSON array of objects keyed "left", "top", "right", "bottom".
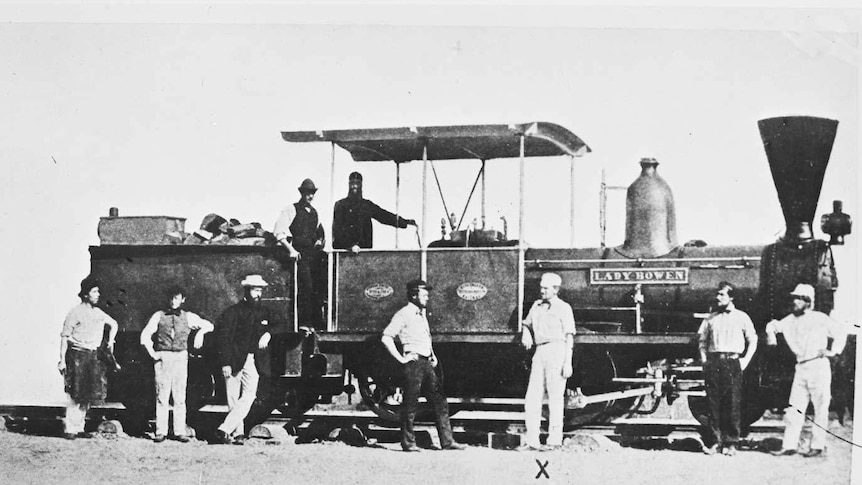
[
  {"left": 140, "top": 311, "right": 161, "bottom": 346},
  {"left": 187, "top": 312, "right": 214, "bottom": 332},
  {"left": 562, "top": 304, "right": 576, "bottom": 336},
  {"left": 61, "top": 307, "right": 79, "bottom": 338},
  {"left": 383, "top": 312, "right": 406, "bottom": 339},
  {"left": 273, "top": 205, "right": 297, "bottom": 242}
]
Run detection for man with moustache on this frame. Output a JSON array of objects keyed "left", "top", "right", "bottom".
[
  {"left": 274, "top": 178, "right": 326, "bottom": 328},
  {"left": 58, "top": 276, "right": 119, "bottom": 440},
  {"left": 519, "top": 273, "right": 576, "bottom": 451},
  {"left": 767, "top": 283, "right": 847, "bottom": 458},
  {"left": 697, "top": 281, "right": 758, "bottom": 456},
  {"left": 381, "top": 279, "right": 465, "bottom": 452},
  {"left": 213, "top": 275, "right": 272, "bottom": 445},
  {"left": 332, "top": 171, "right": 416, "bottom": 252},
  {"left": 140, "top": 286, "right": 214, "bottom": 443}
]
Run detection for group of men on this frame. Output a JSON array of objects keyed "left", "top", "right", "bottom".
[
  {"left": 697, "top": 281, "right": 847, "bottom": 458},
  {"left": 58, "top": 264, "right": 847, "bottom": 454},
  {"left": 273, "top": 172, "right": 416, "bottom": 329}
]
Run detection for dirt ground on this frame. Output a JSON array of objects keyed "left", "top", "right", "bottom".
[{"left": 0, "top": 417, "right": 854, "bottom": 485}]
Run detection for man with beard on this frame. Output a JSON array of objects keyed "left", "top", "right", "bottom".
[
  {"left": 767, "top": 283, "right": 847, "bottom": 458},
  {"left": 140, "top": 286, "right": 214, "bottom": 443},
  {"left": 381, "top": 279, "right": 465, "bottom": 452},
  {"left": 58, "top": 276, "right": 118, "bottom": 440},
  {"left": 697, "top": 281, "right": 757, "bottom": 456},
  {"left": 213, "top": 275, "right": 272, "bottom": 445},
  {"left": 332, "top": 171, "right": 416, "bottom": 252},
  {"left": 274, "top": 178, "right": 326, "bottom": 328}
]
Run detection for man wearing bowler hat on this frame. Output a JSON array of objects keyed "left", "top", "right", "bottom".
[
  {"left": 213, "top": 275, "right": 272, "bottom": 445},
  {"left": 766, "top": 283, "right": 847, "bottom": 458},
  {"left": 332, "top": 171, "right": 417, "bottom": 252},
  {"left": 381, "top": 279, "right": 465, "bottom": 452},
  {"left": 274, "top": 178, "right": 326, "bottom": 329}
]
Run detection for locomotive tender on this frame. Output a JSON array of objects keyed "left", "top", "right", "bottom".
[{"left": 91, "top": 117, "right": 851, "bottom": 434}]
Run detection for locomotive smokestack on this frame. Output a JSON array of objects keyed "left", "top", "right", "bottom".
[
  {"left": 618, "top": 158, "right": 678, "bottom": 258},
  {"left": 758, "top": 116, "right": 838, "bottom": 243}
]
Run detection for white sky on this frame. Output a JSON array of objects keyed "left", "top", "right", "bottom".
[{"left": 0, "top": 4, "right": 859, "bottom": 411}]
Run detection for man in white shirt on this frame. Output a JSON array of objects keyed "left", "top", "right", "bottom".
[
  {"left": 140, "top": 286, "right": 213, "bottom": 443},
  {"left": 766, "top": 283, "right": 847, "bottom": 458},
  {"left": 519, "top": 273, "right": 576, "bottom": 451},
  {"left": 381, "top": 279, "right": 465, "bottom": 452}
]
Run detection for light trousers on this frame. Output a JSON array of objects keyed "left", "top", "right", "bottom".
[
  {"left": 782, "top": 358, "right": 832, "bottom": 451},
  {"left": 64, "top": 398, "right": 89, "bottom": 434},
  {"left": 218, "top": 354, "right": 259, "bottom": 437},
  {"left": 525, "top": 341, "right": 568, "bottom": 447},
  {"left": 154, "top": 351, "right": 189, "bottom": 436}
]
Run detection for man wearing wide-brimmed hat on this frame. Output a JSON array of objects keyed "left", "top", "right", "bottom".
[
  {"left": 274, "top": 178, "right": 326, "bottom": 329},
  {"left": 213, "top": 274, "right": 272, "bottom": 445},
  {"left": 381, "top": 279, "right": 465, "bottom": 452},
  {"left": 58, "top": 275, "right": 119, "bottom": 439},
  {"left": 766, "top": 283, "right": 847, "bottom": 458}
]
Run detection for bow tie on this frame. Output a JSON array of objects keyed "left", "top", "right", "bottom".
[{"left": 165, "top": 309, "right": 182, "bottom": 316}]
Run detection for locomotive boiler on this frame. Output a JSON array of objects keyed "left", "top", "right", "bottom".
[{"left": 89, "top": 117, "right": 851, "bottom": 435}]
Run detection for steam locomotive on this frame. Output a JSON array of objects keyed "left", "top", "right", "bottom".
[{"left": 91, "top": 116, "right": 852, "bottom": 435}]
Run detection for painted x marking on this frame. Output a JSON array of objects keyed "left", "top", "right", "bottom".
[{"left": 535, "top": 459, "right": 550, "bottom": 479}]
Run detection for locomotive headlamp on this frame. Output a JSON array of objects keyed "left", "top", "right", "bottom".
[{"left": 820, "top": 200, "right": 852, "bottom": 245}]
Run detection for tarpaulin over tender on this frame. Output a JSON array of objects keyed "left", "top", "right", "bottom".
[{"left": 281, "top": 122, "right": 591, "bottom": 162}]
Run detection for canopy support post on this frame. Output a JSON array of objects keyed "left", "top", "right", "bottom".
[
  {"left": 422, "top": 145, "right": 428, "bottom": 281},
  {"left": 519, "top": 134, "right": 526, "bottom": 243},
  {"left": 517, "top": 134, "right": 526, "bottom": 335},
  {"left": 327, "top": 142, "right": 335, "bottom": 332},
  {"left": 570, "top": 154, "right": 576, "bottom": 247},
  {"left": 481, "top": 160, "right": 487, "bottom": 229},
  {"left": 395, "top": 161, "right": 401, "bottom": 249}
]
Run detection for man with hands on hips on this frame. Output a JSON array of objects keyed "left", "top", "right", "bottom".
[{"left": 381, "top": 279, "right": 465, "bottom": 452}]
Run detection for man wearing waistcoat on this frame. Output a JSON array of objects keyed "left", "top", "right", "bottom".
[
  {"left": 274, "top": 178, "right": 326, "bottom": 329},
  {"left": 213, "top": 275, "right": 272, "bottom": 445},
  {"left": 140, "top": 286, "right": 214, "bottom": 442}
]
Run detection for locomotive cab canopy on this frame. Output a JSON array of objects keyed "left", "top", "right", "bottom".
[{"left": 282, "top": 122, "right": 593, "bottom": 335}]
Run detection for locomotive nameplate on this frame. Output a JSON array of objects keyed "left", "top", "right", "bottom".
[
  {"left": 456, "top": 282, "right": 488, "bottom": 301},
  {"left": 364, "top": 283, "right": 394, "bottom": 300},
  {"left": 590, "top": 268, "right": 689, "bottom": 285}
]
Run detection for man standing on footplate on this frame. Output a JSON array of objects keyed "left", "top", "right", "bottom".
[{"left": 213, "top": 275, "right": 272, "bottom": 445}]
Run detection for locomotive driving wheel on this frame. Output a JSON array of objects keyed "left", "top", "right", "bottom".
[
  {"left": 355, "top": 368, "right": 447, "bottom": 424},
  {"left": 560, "top": 348, "right": 621, "bottom": 429},
  {"left": 356, "top": 371, "right": 401, "bottom": 423}
]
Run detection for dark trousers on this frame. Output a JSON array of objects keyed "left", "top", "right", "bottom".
[
  {"left": 401, "top": 357, "right": 454, "bottom": 449},
  {"left": 705, "top": 354, "right": 742, "bottom": 447},
  {"left": 296, "top": 250, "right": 325, "bottom": 330}
]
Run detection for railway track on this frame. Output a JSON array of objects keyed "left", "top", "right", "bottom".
[{"left": 0, "top": 401, "right": 785, "bottom": 449}]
